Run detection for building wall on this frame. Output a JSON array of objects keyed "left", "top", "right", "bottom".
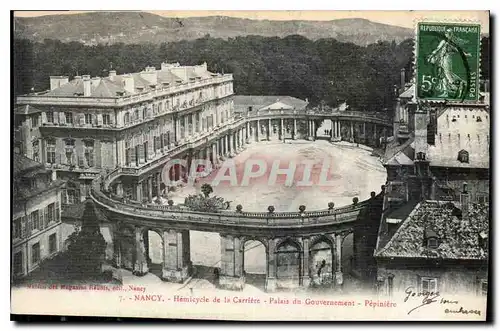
[
  {"left": 377, "top": 262, "right": 488, "bottom": 297},
  {"left": 12, "top": 188, "right": 68, "bottom": 278},
  {"left": 428, "top": 106, "right": 490, "bottom": 168}
]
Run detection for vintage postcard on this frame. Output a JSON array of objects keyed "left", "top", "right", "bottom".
[{"left": 11, "top": 10, "right": 490, "bottom": 321}]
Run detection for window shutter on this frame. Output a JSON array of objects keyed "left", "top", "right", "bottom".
[
  {"left": 130, "top": 146, "right": 137, "bottom": 165},
  {"left": 55, "top": 201, "right": 60, "bottom": 222},
  {"left": 59, "top": 112, "right": 66, "bottom": 124},
  {"left": 26, "top": 213, "right": 32, "bottom": 237},
  {"left": 53, "top": 112, "right": 59, "bottom": 125},
  {"left": 21, "top": 216, "right": 27, "bottom": 238},
  {"left": 78, "top": 153, "right": 85, "bottom": 167},
  {"left": 41, "top": 207, "right": 47, "bottom": 229},
  {"left": 97, "top": 114, "right": 103, "bottom": 126},
  {"left": 91, "top": 114, "right": 97, "bottom": 127},
  {"left": 95, "top": 140, "right": 101, "bottom": 168},
  {"left": 79, "top": 114, "right": 85, "bottom": 126}
]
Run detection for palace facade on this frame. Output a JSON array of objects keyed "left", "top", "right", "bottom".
[{"left": 15, "top": 62, "right": 236, "bottom": 205}]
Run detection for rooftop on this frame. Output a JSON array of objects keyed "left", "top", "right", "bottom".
[
  {"left": 13, "top": 153, "right": 44, "bottom": 177},
  {"left": 233, "top": 95, "right": 308, "bottom": 112},
  {"left": 61, "top": 198, "right": 109, "bottom": 223},
  {"left": 375, "top": 200, "right": 489, "bottom": 261},
  {"left": 27, "top": 62, "right": 224, "bottom": 98}
]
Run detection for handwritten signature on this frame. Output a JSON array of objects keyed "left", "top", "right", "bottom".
[{"left": 404, "top": 287, "right": 440, "bottom": 315}]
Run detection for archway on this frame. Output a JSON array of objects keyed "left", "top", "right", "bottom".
[
  {"left": 310, "top": 239, "right": 334, "bottom": 287},
  {"left": 144, "top": 229, "right": 163, "bottom": 278},
  {"left": 276, "top": 239, "right": 302, "bottom": 289},
  {"left": 242, "top": 239, "right": 267, "bottom": 291}
]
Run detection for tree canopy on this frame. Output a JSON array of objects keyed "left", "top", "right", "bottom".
[{"left": 14, "top": 35, "right": 488, "bottom": 111}]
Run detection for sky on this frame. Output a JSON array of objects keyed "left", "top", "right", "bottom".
[{"left": 13, "top": 10, "right": 490, "bottom": 33}]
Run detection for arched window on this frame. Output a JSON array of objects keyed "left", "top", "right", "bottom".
[{"left": 457, "top": 149, "right": 469, "bottom": 163}]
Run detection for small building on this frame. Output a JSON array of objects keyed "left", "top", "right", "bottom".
[
  {"left": 12, "top": 154, "right": 67, "bottom": 279},
  {"left": 375, "top": 197, "right": 489, "bottom": 297}
]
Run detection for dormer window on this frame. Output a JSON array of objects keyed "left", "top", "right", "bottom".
[
  {"left": 452, "top": 116, "right": 457, "bottom": 122},
  {"left": 457, "top": 149, "right": 469, "bottom": 163},
  {"left": 478, "top": 231, "right": 488, "bottom": 250},
  {"left": 416, "top": 152, "right": 426, "bottom": 161},
  {"left": 425, "top": 229, "right": 439, "bottom": 249},
  {"left": 476, "top": 116, "right": 482, "bottom": 122},
  {"left": 427, "top": 237, "right": 439, "bottom": 249}
]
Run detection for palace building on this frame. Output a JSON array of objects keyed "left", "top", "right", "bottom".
[{"left": 14, "top": 62, "right": 236, "bottom": 205}]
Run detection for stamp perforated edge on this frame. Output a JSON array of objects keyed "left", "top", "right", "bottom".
[{"left": 412, "top": 16, "right": 486, "bottom": 105}]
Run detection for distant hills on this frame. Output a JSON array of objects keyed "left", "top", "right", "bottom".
[{"left": 14, "top": 11, "right": 414, "bottom": 46}]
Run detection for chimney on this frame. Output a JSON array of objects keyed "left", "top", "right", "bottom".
[
  {"left": 91, "top": 77, "right": 101, "bottom": 89},
  {"left": 109, "top": 70, "right": 117, "bottom": 81},
  {"left": 50, "top": 76, "right": 69, "bottom": 90},
  {"left": 460, "top": 182, "right": 469, "bottom": 219},
  {"left": 400, "top": 68, "right": 406, "bottom": 89},
  {"left": 414, "top": 105, "right": 428, "bottom": 156},
  {"left": 82, "top": 75, "right": 91, "bottom": 97},
  {"left": 123, "top": 74, "right": 135, "bottom": 94}
]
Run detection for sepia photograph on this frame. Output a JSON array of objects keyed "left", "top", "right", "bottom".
[{"left": 10, "top": 9, "right": 490, "bottom": 321}]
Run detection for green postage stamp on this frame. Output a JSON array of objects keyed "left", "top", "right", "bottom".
[{"left": 416, "top": 22, "right": 481, "bottom": 102}]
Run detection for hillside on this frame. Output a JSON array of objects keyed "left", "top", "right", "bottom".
[{"left": 13, "top": 11, "right": 413, "bottom": 46}]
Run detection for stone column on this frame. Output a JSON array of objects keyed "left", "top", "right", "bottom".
[
  {"left": 330, "top": 120, "right": 334, "bottom": 142},
  {"left": 198, "top": 111, "right": 202, "bottom": 132},
  {"left": 256, "top": 120, "right": 260, "bottom": 141},
  {"left": 219, "top": 234, "right": 245, "bottom": 290},
  {"left": 268, "top": 118, "right": 272, "bottom": 140},
  {"left": 113, "top": 235, "right": 122, "bottom": 268},
  {"left": 147, "top": 176, "right": 153, "bottom": 202},
  {"left": 183, "top": 115, "right": 188, "bottom": 140},
  {"left": 265, "top": 238, "right": 277, "bottom": 292},
  {"left": 280, "top": 118, "right": 284, "bottom": 140},
  {"left": 307, "top": 120, "right": 313, "bottom": 141},
  {"left": 293, "top": 119, "right": 297, "bottom": 140},
  {"left": 312, "top": 120, "right": 316, "bottom": 140},
  {"left": 162, "top": 230, "right": 191, "bottom": 283},
  {"left": 116, "top": 182, "right": 124, "bottom": 197},
  {"left": 156, "top": 172, "right": 161, "bottom": 198},
  {"left": 302, "top": 237, "right": 311, "bottom": 287},
  {"left": 350, "top": 121, "right": 354, "bottom": 141},
  {"left": 133, "top": 227, "right": 148, "bottom": 276},
  {"left": 335, "top": 233, "right": 343, "bottom": 286},
  {"left": 135, "top": 181, "right": 142, "bottom": 202},
  {"left": 245, "top": 123, "right": 249, "bottom": 143}
]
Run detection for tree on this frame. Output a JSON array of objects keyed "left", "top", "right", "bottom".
[
  {"left": 66, "top": 199, "right": 106, "bottom": 279},
  {"left": 201, "top": 183, "right": 213, "bottom": 198}
]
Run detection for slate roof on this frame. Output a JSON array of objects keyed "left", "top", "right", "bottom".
[
  {"left": 233, "top": 95, "right": 308, "bottom": 112},
  {"left": 13, "top": 154, "right": 44, "bottom": 177},
  {"left": 383, "top": 135, "right": 415, "bottom": 166},
  {"left": 15, "top": 105, "right": 44, "bottom": 115},
  {"left": 375, "top": 200, "right": 489, "bottom": 260},
  {"left": 399, "top": 84, "right": 415, "bottom": 100}
]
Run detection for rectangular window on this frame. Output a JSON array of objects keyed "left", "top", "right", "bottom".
[
  {"left": 65, "top": 139, "right": 75, "bottom": 165},
  {"left": 13, "top": 251, "right": 23, "bottom": 275},
  {"left": 32, "top": 115, "right": 39, "bottom": 127},
  {"left": 477, "top": 195, "right": 489, "bottom": 204},
  {"left": 47, "top": 203, "right": 55, "bottom": 223},
  {"left": 49, "top": 233, "right": 57, "bottom": 254},
  {"left": 13, "top": 218, "right": 22, "bottom": 239},
  {"left": 30, "top": 210, "right": 40, "bottom": 231},
  {"left": 84, "top": 113, "right": 93, "bottom": 125},
  {"left": 32, "top": 140, "right": 40, "bottom": 162},
  {"left": 46, "top": 139, "right": 56, "bottom": 164},
  {"left": 31, "top": 242, "right": 41, "bottom": 265},
  {"left": 46, "top": 112, "right": 54, "bottom": 123},
  {"left": 65, "top": 112, "right": 73, "bottom": 124},
  {"left": 420, "top": 277, "right": 438, "bottom": 293},
  {"left": 388, "top": 276, "right": 394, "bottom": 297},
  {"left": 103, "top": 114, "right": 111, "bottom": 125},
  {"left": 84, "top": 140, "right": 95, "bottom": 167}
]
